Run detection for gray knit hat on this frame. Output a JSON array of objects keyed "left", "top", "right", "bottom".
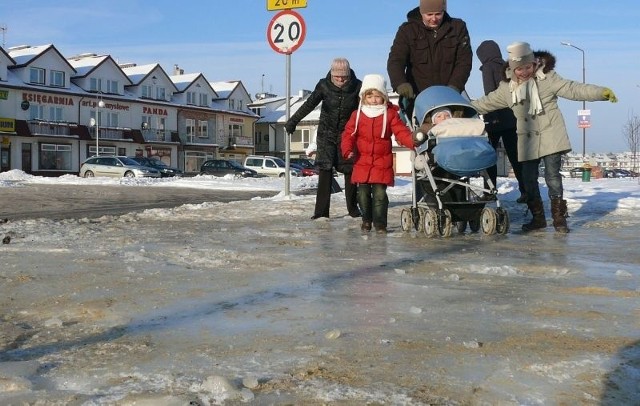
[
  {"left": 507, "top": 41, "right": 535, "bottom": 70},
  {"left": 420, "top": 0, "right": 446, "bottom": 13}
]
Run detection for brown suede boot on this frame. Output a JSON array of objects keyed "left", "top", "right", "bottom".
[
  {"left": 550, "top": 198, "right": 570, "bottom": 233},
  {"left": 522, "top": 199, "right": 547, "bottom": 232}
]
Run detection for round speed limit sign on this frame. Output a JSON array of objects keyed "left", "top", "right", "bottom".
[{"left": 267, "top": 10, "right": 306, "bottom": 55}]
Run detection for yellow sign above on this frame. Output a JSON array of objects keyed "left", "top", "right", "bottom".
[{"left": 267, "top": 0, "right": 307, "bottom": 11}]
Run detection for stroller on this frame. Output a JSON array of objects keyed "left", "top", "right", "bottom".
[{"left": 399, "top": 86, "right": 509, "bottom": 237}]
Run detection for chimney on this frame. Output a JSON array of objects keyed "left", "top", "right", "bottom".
[{"left": 173, "top": 64, "right": 184, "bottom": 75}]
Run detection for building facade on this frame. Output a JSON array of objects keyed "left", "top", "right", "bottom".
[{"left": 0, "top": 44, "right": 258, "bottom": 176}]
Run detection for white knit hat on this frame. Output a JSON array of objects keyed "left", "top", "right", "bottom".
[
  {"left": 507, "top": 41, "right": 535, "bottom": 70},
  {"left": 359, "top": 74, "right": 388, "bottom": 103},
  {"left": 352, "top": 74, "right": 389, "bottom": 138}
]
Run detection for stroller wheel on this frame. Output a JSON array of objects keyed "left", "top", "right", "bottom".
[
  {"left": 480, "top": 207, "right": 497, "bottom": 235},
  {"left": 456, "top": 221, "right": 467, "bottom": 234},
  {"left": 422, "top": 208, "right": 438, "bottom": 238},
  {"left": 496, "top": 207, "right": 510, "bottom": 235},
  {"left": 437, "top": 209, "right": 453, "bottom": 238},
  {"left": 400, "top": 208, "right": 413, "bottom": 232}
]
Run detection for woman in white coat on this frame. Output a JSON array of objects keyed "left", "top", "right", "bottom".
[{"left": 471, "top": 41, "right": 617, "bottom": 233}]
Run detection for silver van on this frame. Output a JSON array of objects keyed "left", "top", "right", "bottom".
[{"left": 243, "top": 155, "right": 301, "bottom": 178}]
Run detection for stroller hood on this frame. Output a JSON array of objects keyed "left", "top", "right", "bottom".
[{"left": 413, "top": 86, "right": 477, "bottom": 127}]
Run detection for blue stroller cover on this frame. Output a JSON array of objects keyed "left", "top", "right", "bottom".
[{"left": 433, "top": 137, "right": 497, "bottom": 177}]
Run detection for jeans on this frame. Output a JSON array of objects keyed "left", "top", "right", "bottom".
[
  {"left": 521, "top": 152, "right": 564, "bottom": 202},
  {"left": 357, "top": 183, "right": 388, "bottom": 227}
]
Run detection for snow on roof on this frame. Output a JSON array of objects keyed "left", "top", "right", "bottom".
[
  {"left": 67, "top": 54, "right": 109, "bottom": 77},
  {"left": 8, "top": 44, "right": 53, "bottom": 65},
  {"left": 169, "top": 72, "right": 202, "bottom": 92},
  {"left": 121, "top": 63, "right": 157, "bottom": 84},
  {"left": 210, "top": 80, "right": 238, "bottom": 99}
]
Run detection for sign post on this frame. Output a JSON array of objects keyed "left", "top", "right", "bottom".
[{"left": 267, "top": 9, "right": 306, "bottom": 196}]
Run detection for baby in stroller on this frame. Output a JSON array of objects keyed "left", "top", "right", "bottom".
[{"left": 400, "top": 86, "right": 510, "bottom": 237}]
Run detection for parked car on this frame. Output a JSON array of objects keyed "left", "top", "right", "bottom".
[
  {"left": 290, "top": 157, "right": 316, "bottom": 169},
  {"left": 604, "top": 168, "right": 635, "bottom": 178},
  {"left": 569, "top": 167, "right": 585, "bottom": 178},
  {"left": 130, "top": 156, "right": 183, "bottom": 177},
  {"left": 290, "top": 162, "right": 319, "bottom": 176},
  {"left": 243, "top": 155, "right": 301, "bottom": 177},
  {"left": 200, "top": 159, "right": 258, "bottom": 178},
  {"left": 79, "top": 156, "right": 161, "bottom": 178}
]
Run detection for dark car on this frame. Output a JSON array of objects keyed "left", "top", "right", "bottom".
[
  {"left": 200, "top": 159, "right": 258, "bottom": 178},
  {"left": 290, "top": 157, "right": 316, "bottom": 169},
  {"left": 130, "top": 156, "right": 183, "bottom": 177}
]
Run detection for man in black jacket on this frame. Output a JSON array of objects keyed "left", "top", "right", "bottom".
[
  {"left": 476, "top": 40, "right": 526, "bottom": 203},
  {"left": 285, "top": 58, "right": 362, "bottom": 219},
  {"left": 387, "top": 0, "right": 472, "bottom": 117}
]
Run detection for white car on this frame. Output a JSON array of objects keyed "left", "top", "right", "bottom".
[
  {"left": 79, "top": 156, "right": 161, "bottom": 178},
  {"left": 243, "top": 155, "right": 301, "bottom": 178}
]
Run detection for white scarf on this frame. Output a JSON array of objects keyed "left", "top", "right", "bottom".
[
  {"left": 352, "top": 104, "right": 387, "bottom": 138},
  {"left": 509, "top": 76, "right": 544, "bottom": 116}
]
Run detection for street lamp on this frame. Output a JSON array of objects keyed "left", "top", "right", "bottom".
[
  {"left": 561, "top": 41, "right": 586, "bottom": 158},
  {"left": 90, "top": 93, "right": 105, "bottom": 156}
]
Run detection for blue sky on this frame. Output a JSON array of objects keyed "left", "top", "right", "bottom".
[{"left": 3, "top": 0, "right": 639, "bottom": 153}]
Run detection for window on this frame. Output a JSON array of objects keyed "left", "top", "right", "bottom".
[
  {"left": 142, "top": 115, "right": 151, "bottom": 129},
  {"left": 291, "top": 128, "right": 312, "bottom": 148},
  {"left": 229, "top": 123, "right": 243, "bottom": 138},
  {"left": 198, "top": 120, "right": 208, "bottom": 138},
  {"left": 186, "top": 118, "right": 195, "bottom": 139},
  {"left": 141, "top": 85, "right": 151, "bottom": 98},
  {"left": 90, "top": 77, "right": 102, "bottom": 92},
  {"left": 228, "top": 99, "right": 235, "bottom": 110},
  {"left": 105, "top": 112, "right": 118, "bottom": 127},
  {"left": 50, "top": 70, "right": 65, "bottom": 87},
  {"left": 106, "top": 79, "right": 118, "bottom": 94},
  {"left": 199, "top": 93, "right": 208, "bottom": 106},
  {"left": 29, "top": 105, "right": 45, "bottom": 120},
  {"left": 39, "top": 143, "right": 72, "bottom": 170},
  {"left": 187, "top": 91, "right": 196, "bottom": 105},
  {"left": 49, "top": 107, "right": 63, "bottom": 122},
  {"left": 29, "top": 67, "right": 45, "bottom": 85},
  {"left": 237, "top": 100, "right": 243, "bottom": 110},
  {"left": 156, "top": 87, "right": 166, "bottom": 101}
]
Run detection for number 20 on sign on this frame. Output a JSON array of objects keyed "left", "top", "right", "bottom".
[{"left": 267, "top": 10, "right": 306, "bottom": 54}]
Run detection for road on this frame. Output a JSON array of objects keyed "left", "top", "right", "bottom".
[{"left": 0, "top": 184, "right": 279, "bottom": 220}]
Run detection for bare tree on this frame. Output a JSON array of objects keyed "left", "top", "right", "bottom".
[{"left": 623, "top": 113, "right": 640, "bottom": 174}]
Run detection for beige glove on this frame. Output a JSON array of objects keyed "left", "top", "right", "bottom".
[
  {"left": 396, "top": 82, "right": 415, "bottom": 99},
  {"left": 603, "top": 88, "right": 618, "bottom": 103}
]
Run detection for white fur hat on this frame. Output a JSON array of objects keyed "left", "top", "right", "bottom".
[
  {"left": 507, "top": 41, "right": 535, "bottom": 70},
  {"left": 359, "top": 74, "right": 388, "bottom": 103}
]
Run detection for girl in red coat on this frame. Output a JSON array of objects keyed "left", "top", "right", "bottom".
[{"left": 341, "top": 74, "right": 415, "bottom": 234}]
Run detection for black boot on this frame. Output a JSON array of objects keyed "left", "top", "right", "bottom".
[
  {"left": 550, "top": 198, "right": 570, "bottom": 233},
  {"left": 522, "top": 199, "right": 547, "bottom": 232}
]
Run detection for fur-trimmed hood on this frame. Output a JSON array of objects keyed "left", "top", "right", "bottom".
[{"left": 504, "top": 50, "right": 557, "bottom": 81}]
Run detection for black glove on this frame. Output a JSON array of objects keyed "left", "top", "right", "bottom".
[
  {"left": 396, "top": 82, "right": 415, "bottom": 99},
  {"left": 284, "top": 120, "right": 296, "bottom": 134}
]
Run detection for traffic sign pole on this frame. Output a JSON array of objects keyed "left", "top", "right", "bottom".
[{"left": 267, "top": 9, "right": 306, "bottom": 196}]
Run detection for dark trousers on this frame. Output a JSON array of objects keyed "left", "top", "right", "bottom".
[
  {"left": 314, "top": 170, "right": 359, "bottom": 217},
  {"left": 357, "top": 183, "right": 389, "bottom": 227},
  {"left": 487, "top": 129, "right": 525, "bottom": 194}
]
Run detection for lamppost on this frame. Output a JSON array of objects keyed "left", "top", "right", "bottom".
[
  {"left": 561, "top": 41, "right": 586, "bottom": 158},
  {"left": 90, "top": 93, "right": 105, "bottom": 156}
]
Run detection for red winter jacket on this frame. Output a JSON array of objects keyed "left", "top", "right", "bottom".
[{"left": 341, "top": 103, "right": 414, "bottom": 186}]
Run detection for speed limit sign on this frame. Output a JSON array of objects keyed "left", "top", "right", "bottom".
[{"left": 267, "top": 10, "right": 306, "bottom": 54}]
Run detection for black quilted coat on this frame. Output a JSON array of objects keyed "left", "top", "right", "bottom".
[{"left": 287, "top": 70, "right": 362, "bottom": 173}]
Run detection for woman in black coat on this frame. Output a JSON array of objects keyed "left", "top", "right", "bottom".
[{"left": 285, "top": 58, "right": 362, "bottom": 219}]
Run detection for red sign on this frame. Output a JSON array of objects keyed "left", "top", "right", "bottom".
[{"left": 267, "top": 10, "right": 306, "bottom": 55}]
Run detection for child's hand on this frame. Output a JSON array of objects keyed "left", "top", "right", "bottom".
[
  {"left": 347, "top": 152, "right": 354, "bottom": 159},
  {"left": 603, "top": 88, "right": 618, "bottom": 103}
]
